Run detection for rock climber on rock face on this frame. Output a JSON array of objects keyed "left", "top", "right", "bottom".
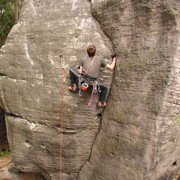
[{"left": 69, "top": 45, "right": 117, "bottom": 107}]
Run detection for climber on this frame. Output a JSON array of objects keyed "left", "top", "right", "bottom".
[{"left": 68, "top": 45, "right": 117, "bottom": 107}]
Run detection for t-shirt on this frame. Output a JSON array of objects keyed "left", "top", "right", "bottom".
[{"left": 80, "top": 56, "right": 108, "bottom": 78}]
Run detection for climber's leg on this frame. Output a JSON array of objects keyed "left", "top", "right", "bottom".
[
  {"left": 98, "top": 84, "right": 108, "bottom": 107},
  {"left": 69, "top": 67, "right": 79, "bottom": 92}
]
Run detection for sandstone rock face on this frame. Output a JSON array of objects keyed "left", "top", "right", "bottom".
[
  {"left": 0, "top": 0, "right": 113, "bottom": 179},
  {"left": 0, "top": 0, "right": 179, "bottom": 180},
  {"left": 79, "top": 0, "right": 180, "bottom": 180}
]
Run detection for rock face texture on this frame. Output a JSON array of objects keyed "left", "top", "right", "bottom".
[
  {"left": 0, "top": 0, "right": 113, "bottom": 179},
  {"left": 79, "top": 0, "right": 180, "bottom": 180},
  {"left": 0, "top": 0, "right": 179, "bottom": 180}
]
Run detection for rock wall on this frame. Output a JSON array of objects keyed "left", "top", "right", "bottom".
[
  {"left": 0, "top": 0, "right": 179, "bottom": 180},
  {"left": 79, "top": 0, "right": 180, "bottom": 180},
  {"left": 0, "top": 0, "right": 113, "bottom": 179}
]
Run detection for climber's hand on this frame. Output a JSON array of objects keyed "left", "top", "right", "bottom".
[{"left": 111, "top": 53, "right": 116, "bottom": 59}]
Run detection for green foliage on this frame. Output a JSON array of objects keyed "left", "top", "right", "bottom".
[
  {"left": 176, "top": 115, "right": 180, "bottom": 125},
  {"left": 0, "top": 0, "right": 23, "bottom": 48},
  {"left": 0, "top": 0, "right": 14, "bottom": 47},
  {"left": 0, "top": 150, "right": 10, "bottom": 157}
]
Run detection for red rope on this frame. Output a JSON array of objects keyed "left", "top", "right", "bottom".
[
  {"left": 60, "top": 67, "right": 65, "bottom": 180},
  {"left": 88, "top": 84, "right": 95, "bottom": 107}
]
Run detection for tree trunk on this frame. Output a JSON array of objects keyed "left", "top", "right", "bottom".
[{"left": 14, "top": 0, "right": 18, "bottom": 24}]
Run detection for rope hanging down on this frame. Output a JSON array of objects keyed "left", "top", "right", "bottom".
[{"left": 59, "top": 55, "right": 65, "bottom": 180}]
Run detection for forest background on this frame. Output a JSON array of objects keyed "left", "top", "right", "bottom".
[{"left": 0, "top": 0, "right": 23, "bottom": 48}]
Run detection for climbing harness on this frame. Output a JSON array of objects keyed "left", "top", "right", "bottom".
[
  {"left": 77, "top": 56, "right": 101, "bottom": 106},
  {"left": 77, "top": 73, "right": 101, "bottom": 107}
]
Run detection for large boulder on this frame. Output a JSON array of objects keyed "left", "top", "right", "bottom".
[
  {"left": 0, "top": 0, "right": 179, "bottom": 180},
  {"left": 0, "top": 0, "right": 113, "bottom": 179},
  {"left": 79, "top": 0, "right": 180, "bottom": 180}
]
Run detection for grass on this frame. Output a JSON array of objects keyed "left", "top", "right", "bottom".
[{"left": 0, "top": 151, "right": 10, "bottom": 157}]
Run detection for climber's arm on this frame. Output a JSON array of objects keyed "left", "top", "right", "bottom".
[
  {"left": 78, "top": 66, "right": 83, "bottom": 74},
  {"left": 106, "top": 56, "right": 117, "bottom": 70}
]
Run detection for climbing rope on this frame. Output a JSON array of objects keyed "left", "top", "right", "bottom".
[
  {"left": 88, "top": 83, "right": 95, "bottom": 107},
  {"left": 59, "top": 55, "right": 65, "bottom": 180},
  {"left": 88, "top": 81, "right": 100, "bottom": 107}
]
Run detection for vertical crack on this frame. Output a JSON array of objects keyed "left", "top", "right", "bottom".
[{"left": 76, "top": 1, "right": 117, "bottom": 178}]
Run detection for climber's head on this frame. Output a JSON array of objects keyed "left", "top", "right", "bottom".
[{"left": 87, "top": 45, "right": 96, "bottom": 57}]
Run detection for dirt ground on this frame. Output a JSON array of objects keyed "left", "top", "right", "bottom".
[
  {"left": 0, "top": 155, "right": 179, "bottom": 180},
  {"left": 0, "top": 155, "right": 44, "bottom": 180}
]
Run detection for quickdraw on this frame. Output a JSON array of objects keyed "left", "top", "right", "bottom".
[
  {"left": 78, "top": 76, "right": 82, "bottom": 96},
  {"left": 88, "top": 81, "right": 101, "bottom": 107},
  {"left": 93, "top": 81, "right": 101, "bottom": 93}
]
